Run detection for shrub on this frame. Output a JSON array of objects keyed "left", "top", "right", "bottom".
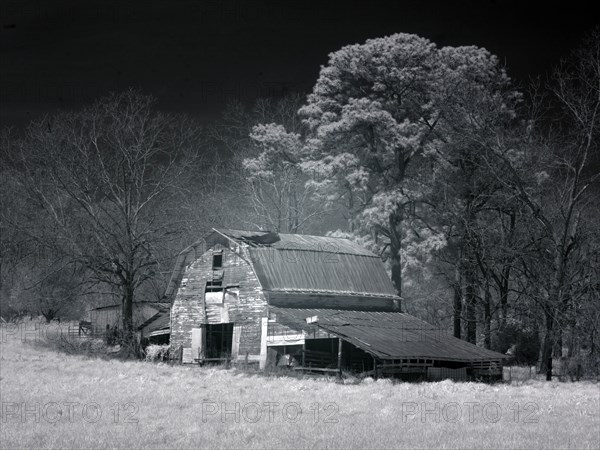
[{"left": 144, "top": 344, "right": 170, "bottom": 362}]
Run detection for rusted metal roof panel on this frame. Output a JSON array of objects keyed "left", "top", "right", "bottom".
[
  {"left": 270, "top": 308, "right": 507, "bottom": 362},
  {"left": 214, "top": 228, "right": 376, "bottom": 256},
  {"left": 250, "top": 249, "right": 399, "bottom": 298}
]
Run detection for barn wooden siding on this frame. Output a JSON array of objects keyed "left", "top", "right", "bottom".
[{"left": 170, "top": 243, "right": 267, "bottom": 361}]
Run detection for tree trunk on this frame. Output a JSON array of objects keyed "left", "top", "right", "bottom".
[
  {"left": 554, "top": 331, "right": 563, "bottom": 358},
  {"left": 389, "top": 214, "right": 402, "bottom": 311},
  {"left": 453, "top": 264, "right": 462, "bottom": 339},
  {"left": 540, "top": 310, "right": 555, "bottom": 381},
  {"left": 464, "top": 263, "right": 477, "bottom": 344},
  {"left": 483, "top": 281, "right": 492, "bottom": 350},
  {"left": 42, "top": 309, "right": 57, "bottom": 323},
  {"left": 498, "top": 265, "right": 510, "bottom": 332},
  {"left": 122, "top": 280, "right": 135, "bottom": 346}
]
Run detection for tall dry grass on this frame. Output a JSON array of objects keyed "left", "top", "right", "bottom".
[{"left": 1, "top": 321, "right": 598, "bottom": 449}]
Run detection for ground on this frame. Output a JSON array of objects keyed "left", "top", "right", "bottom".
[{"left": 1, "top": 322, "right": 599, "bottom": 449}]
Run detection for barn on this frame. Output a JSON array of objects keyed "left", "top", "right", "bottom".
[{"left": 145, "top": 228, "right": 506, "bottom": 381}]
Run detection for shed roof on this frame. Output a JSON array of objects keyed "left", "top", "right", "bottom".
[
  {"left": 90, "top": 301, "right": 170, "bottom": 312},
  {"left": 271, "top": 308, "right": 507, "bottom": 362}
]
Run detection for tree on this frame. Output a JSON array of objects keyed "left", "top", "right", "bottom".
[
  {"left": 488, "top": 29, "right": 600, "bottom": 379},
  {"left": 297, "top": 33, "right": 517, "bottom": 310},
  {"left": 209, "top": 95, "right": 336, "bottom": 234},
  {"left": 15, "top": 258, "right": 86, "bottom": 322},
  {"left": 246, "top": 123, "right": 312, "bottom": 232},
  {"left": 424, "top": 46, "right": 521, "bottom": 343},
  {"left": 9, "top": 90, "right": 204, "bottom": 350}
]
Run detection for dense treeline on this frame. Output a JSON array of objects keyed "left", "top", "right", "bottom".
[{"left": 1, "top": 31, "right": 598, "bottom": 376}]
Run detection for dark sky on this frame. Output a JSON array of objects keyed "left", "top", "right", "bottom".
[{"left": 0, "top": 0, "right": 597, "bottom": 127}]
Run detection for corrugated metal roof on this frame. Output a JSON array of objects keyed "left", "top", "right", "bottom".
[
  {"left": 250, "top": 249, "right": 399, "bottom": 298},
  {"left": 164, "top": 228, "right": 399, "bottom": 302},
  {"left": 270, "top": 308, "right": 507, "bottom": 362}
]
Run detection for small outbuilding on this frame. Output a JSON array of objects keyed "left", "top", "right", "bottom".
[{"left": 89, "top": 301, "right": 169, "bottom": 335}]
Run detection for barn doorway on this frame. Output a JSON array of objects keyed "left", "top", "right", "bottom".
[{"left": 205, "top": 323, "right": 234, "bottom": 359}]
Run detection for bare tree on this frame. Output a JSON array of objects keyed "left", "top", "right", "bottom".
[
  {"left": 490, "top": 29, "right": 600, "bottom": 379},
  {"left": 8, "top": 90, "right": 205, "bottom": 350}
]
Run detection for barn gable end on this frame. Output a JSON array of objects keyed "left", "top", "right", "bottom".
[{"left": 170, "top": 241, "right": 267, "bottom": 363}]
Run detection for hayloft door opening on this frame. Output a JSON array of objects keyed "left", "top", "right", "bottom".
[{"left": 205, "top": 323, "right": 234, "bottom": 359}]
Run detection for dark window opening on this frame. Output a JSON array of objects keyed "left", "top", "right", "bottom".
[
  {"left": 147, "top": 333, "right": 170, "bottom": 346},
  {"left": 205, "top": 323, "right": 234, "bottom": 359},
  {"left": 212, "top": 254, "right": 223, "bottom": 269},
  {"left": 205, "top": 280, "right": 223, "bottom": 292}
]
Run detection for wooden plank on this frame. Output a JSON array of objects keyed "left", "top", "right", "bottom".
[
  {"left": 231, "top": 324, "right": 241, "bottom": 359},
  {"left": 182, "top": 348, "right": 193, "bottom": 364},
  {"left": 293, "top": 367, "right": 341, "bottom": 373},
  {"left": 191, "top": 327, "right": 204, "bottom": 361},
  {"left": 259, "top": 317, "right": 268, "bottom": 370}
]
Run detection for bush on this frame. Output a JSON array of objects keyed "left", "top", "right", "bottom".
[
  {"left": 497, "top": 323, "right": 540, "bottom": 366},
  {"left": 144, "top": 344, "right": 170, "bottom": 362}
]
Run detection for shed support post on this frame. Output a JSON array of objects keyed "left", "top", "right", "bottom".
[
  {"left": 302, "top": 343, "right": 306, "bottom": 367},
  {"left": 337, "top": 338, "right": 343, "bottom": 378},
  {"left": 373, "top": 355, "right": 378, "bottom": 380},
  {"left": 191, "top": 326, "right": 205, "bottom": 363},
  {"left": 259, "top": 317, "right": 268, "bottom": 370}
]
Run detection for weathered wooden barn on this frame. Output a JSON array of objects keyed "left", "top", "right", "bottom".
[{"left": 146, "top": 228, "right": 506, "bottom": 380}]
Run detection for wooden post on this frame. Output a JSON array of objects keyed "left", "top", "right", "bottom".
[
  {"left": 191, "top": 327, "right": 203, "bottom": 363},
  {"left": 302, "top": 344, "right": 306, "bottom": 367},
  {"left": 373, "top": 355, "right": 378, "bottom": 380},
  {"left": 337, "top": 338, "right": 343, "bottom": 378},
  {"left": 259, "top": 317, "right": 268, "bottom": 370}
]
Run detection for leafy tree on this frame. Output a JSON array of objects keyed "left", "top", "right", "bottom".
[
  {"left": 296, "top": 33, "right": 517, "bottom": 310},
  {"left": 209, "top": 95, "right": 338, "bottom": 233}
]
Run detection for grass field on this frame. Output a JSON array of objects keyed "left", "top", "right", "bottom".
[{"left": 1, "top": 322, "right": 599, "bottom": 449}]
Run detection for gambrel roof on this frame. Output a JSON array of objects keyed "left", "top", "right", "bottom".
[
  {"left": 214, "top": 228, "right": 400, "bottom": 300},
  {"left": 163, "top": 228, "right": 400, "bottom": 302}
]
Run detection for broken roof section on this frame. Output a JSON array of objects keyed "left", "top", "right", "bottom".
[
  {"left": 214, "top": 228, "right": 375, "bottom": 256},
  {"left": 215, "top": 228, "right": 399, "bottom": 299},
  {"left": 139, "top": 311, "right": 170, "bottom": 336},
  {"left": 270, "top": 308, "right": 507, "bottom": 362}
]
